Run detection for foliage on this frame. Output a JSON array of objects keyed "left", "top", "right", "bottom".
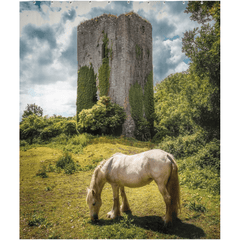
[
  {"left": 129, "top": 71, "right": 154, "bottom": 141},
  {"left": 157, "top": 132, "right": 220, "bottom": 172},
  {"left": 98, "top": 58, "right": 110, "bottom": 97},
  {"left": 98, "top": 33, "right": 110, "bottom": 97},
  {"left": 56, "top": 152, "right": 76, "bottom": 175},
  {"left": 76, "top": 65, "right": 97, "bottom": 121},
  {"left": 156, "top": 131, "right": 220, "bottom": 195},
  {"left": 36, "top": 165, "right": 48, "bottom": 178},
  {"left": 179, "top": 165, "right": 220, "bottom": 195},
  {"left": 40, "top": 123, "right": 61, "bottom": 141},
  {"left": 22, "top": 103, "right": 43, "bottom": 119},
  {"left": 20, "top": 114, "right": 79, "bottom": 144},
  {"left": 68, "top": 133, "right": 89, "bottom": 147},
  {"left": 157, "top": 130, "right": 207, "bottom": 159},
  {"left": 78, "top": 96, "right": 126, "bottom": 135},
  {"left": 135, "top": 44, "right": 143, "bottom": 60},
  {"left": 20, "top": 114, "right": 46, "bottom": 144},
  {"left": 191, "top": 139, "right": 220, "bottom": 171},
  {"left": 186, "top": 201, "right": 206, "bottom": 213},
  {"left": 154, "top": 69, "right": 217, "bottom": 140},
  {"left": 62, "top": 120, "right": 77, "bottom": 136},
  {"left": 28, "top": 215, "right": 46, "bottom": 227},
  {"left": 182, "top": 1, "right": 220, "bottom": 139},
  {"left": 143, "top": 70, "right": 155, "bottom": 135}
]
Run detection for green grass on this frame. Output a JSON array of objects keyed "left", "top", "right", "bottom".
[{"left": 20, "top": 136, "right": 220, "bottom": 239}]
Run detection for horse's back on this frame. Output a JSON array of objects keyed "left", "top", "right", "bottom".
[{"left": 102, "top": 149, "right": 173, "bottom": 188}]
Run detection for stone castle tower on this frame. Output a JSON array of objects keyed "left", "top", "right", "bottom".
[{"left": 77, "top": 12, "right": 153, "bottom": 138}]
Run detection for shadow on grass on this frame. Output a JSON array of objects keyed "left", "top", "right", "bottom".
[
  {"left": 132, "top": 215, "right": 206, "bottom": 239},
  {"left": 91, "top": 214, "right": 206, "bottom": 239}
]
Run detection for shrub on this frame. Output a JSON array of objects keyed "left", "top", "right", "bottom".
[
  {"left": 186, "top": 201, "right": 207, "bottom": 213},
  {"left": 194, "top": 139, "right": 220, "bottom": 171},
  {"left": 28, "top": 215, "right": 46, "bottom": 227},
  {"left": 64, "top": 162, "right": 76, "bottom": 175},
  {"left": 36, "top": 165, "right": 48, "bottom": 178},
  {"left": 20, "top": 114, "right": 46, "bottom": 144},
  {"left": 69, "top": 134, "right": 89, "bottom": 147},
  {"left": 20, "top": 140, "right": 28, "bottom": 147},
  {"left": 63, "top": 120, "right": 77, "bottom": 136},
  {"left": 157, "top": 130, "right": 207, "bottom": 159},
  {"left": 78, "top": 96, "right": 126, "bottom": 135},
  {"left": 56, "top": 152, "right": 76, "bottom": 175},
  {"left": 40, "top": 125, "right": 61, "bottom": 140},
  {"left": 51, "top": 133, "right": 68, "bottom": 145}
]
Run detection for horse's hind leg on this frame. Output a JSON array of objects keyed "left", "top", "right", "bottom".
[
  {"left": 107, "top": 183, "right": 121, "bottom": 219},
  {"left": 120, "top": 187, "right": 131, "bottom": 213},
  {"left": 155, "top": 179, "right": 172, "bottom": 225}
]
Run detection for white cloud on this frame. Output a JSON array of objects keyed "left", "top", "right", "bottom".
[
  {"left": 163, "top": 38, "right": 186, "bottom": 64},
  {"left": 175, "top": 61, "right": 189, "bottom": 73},
  {"left": 20, "top": 81, "right": 76, "bottom": 119}
]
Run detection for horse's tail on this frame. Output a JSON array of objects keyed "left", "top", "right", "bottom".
[{"left": 166, "top": 154, "right": 181, "bottom": 220}]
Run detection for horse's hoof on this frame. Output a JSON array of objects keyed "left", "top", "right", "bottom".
[
  {"left": 163, "top": 220, "right": 173, "bottom": 229},
  {"left": 106, "top": 211, "right": 114, "bottom": 219},
  {"left": 120, "top": 205, "right": 131, "bottom": 213}
]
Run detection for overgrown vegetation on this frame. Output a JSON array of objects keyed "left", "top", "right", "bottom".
[
  {"left": 135, "top": 44, "right": 143, "bottom": 60},
  {"left": 129, "top": 71, "right": 154, "bottom": 141},
  {"left": 20, "top": 114, "right": 77, "bottom": 145},
  {"left": 152, "top": 1, "right": 220, "bottom": 196},
  {"left": 76, "top": 64, "right": 97, "bottom": 121},
  {"left": 78, "top": 96, "right": 126, "bottom": 135},
  {"left": 98, "top": 32, "right": 111, "bottom": 97}
]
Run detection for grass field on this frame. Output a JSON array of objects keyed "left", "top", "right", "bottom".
[{"left": 20, "top": 138, "right": 220, "bottom": 239}]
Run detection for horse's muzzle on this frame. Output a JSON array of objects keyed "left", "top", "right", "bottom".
[{"left": 91, "top": 213, "right": 98, "bottom": 221}]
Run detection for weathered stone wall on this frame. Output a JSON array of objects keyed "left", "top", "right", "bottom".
[{"left": 77, "top": 12, "right": 153, "bottom": 137}]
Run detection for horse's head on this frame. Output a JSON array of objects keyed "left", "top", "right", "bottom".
[{"left": 86, "top": 187, "right": 102, "bottom": 221}]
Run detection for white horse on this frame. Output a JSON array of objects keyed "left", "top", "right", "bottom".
[{"left": 86, "top": 149, "right": 180, "bottom": 226}]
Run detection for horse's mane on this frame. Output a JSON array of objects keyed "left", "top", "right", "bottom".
[{"left": 90, "top": 159, "right": 107, "bottom": 189}]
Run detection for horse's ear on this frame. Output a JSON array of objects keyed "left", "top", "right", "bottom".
[
  {"left": 92, "top": 189, "right": 96, "bottom": 196},
  {"left": 86, "top": 187, "right": 91, "bottom": 194}
]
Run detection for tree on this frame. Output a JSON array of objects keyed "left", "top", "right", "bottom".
[
  {"left": 20, "top": 114, "right": 46, "bottom": 144},
  {"left": 182, "top": 1, "right": 220, "bottom": 139},
  {"left": 22, "top": 103, "right": 43, "bottom": 119}
]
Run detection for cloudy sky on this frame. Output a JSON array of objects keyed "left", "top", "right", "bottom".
[{"left": 19, "top": 0, "right": 201, "bottom": 120}]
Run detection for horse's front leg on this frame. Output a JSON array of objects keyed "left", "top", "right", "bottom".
[
  {"left": 107, "top": 183, "right": 121, "bottom": 219},
  {"left": 120, "top": 187, "right": 131, "bottom": 213}
]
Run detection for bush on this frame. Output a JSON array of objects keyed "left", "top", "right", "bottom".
[
  {"left": 69, "top": 134, "right": 89, "bottom": 147},
  {"left": 40, "top": 125, "right": 61, "bottom": 140},
  {"left": 51, "top": 133, "right": 69, "bottom": 145},
  {"left": 20, "top": 140, "right": 28, "bottom": 147},
  {"left": 56, "top": 152, "right": 76, "bottom": 175},
  {"left": 20, "top": 114, "right": 46, "bottom": 143},
  {"left": 186, "top": 201, "right": 207, "bottom": 213},
  {"left": 36, "top": 165, "right": 48, "bottom": 178},
  {"left": 157, "top": 130, "right": 207, "bottom": 159},
  {"left": 63, "top": 120, "right": 77, "bottom": 136},
  {"left": 78, "top": 96, "right": 126, "bottom": 135},
  {"left": 28, "top": 215, "right": 46, "bottom": 227},
  {"left": 194, "top": 139, "right": 220, "bottom": 171},
  {"left": 179, "top": 166, "right": 220, "bottom": 195}
]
